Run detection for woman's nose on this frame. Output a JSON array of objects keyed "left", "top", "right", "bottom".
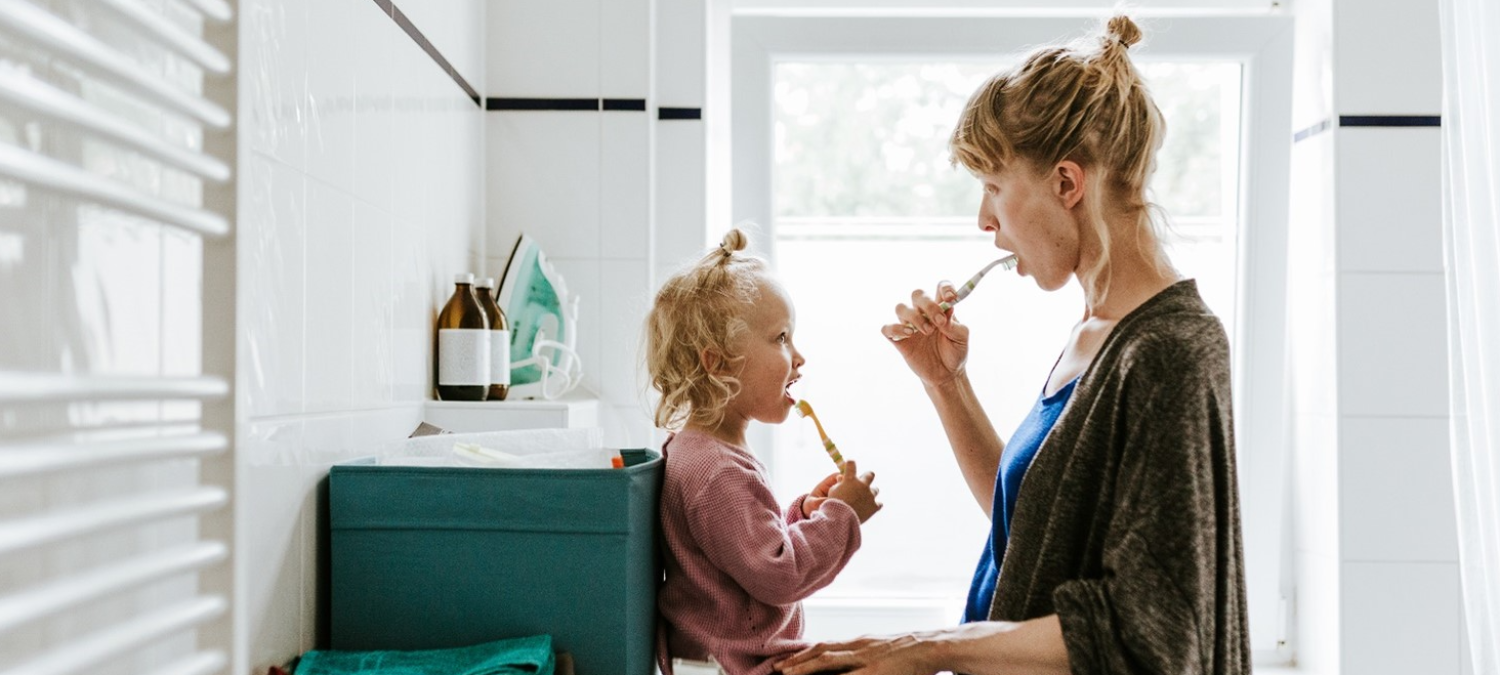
[{"left": 977, "top": 199, "right": 996, "bottom": 232}]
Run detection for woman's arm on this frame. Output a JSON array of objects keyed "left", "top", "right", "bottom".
[
  {"left": 924, "top": 372, "right": 1005, "bottom": 518},
  {"left": 888, "top": 285, "right": 1006, "bottom": 516},
  {"left": 775, "top": 614, "right": 1070, "bottom": 675}
]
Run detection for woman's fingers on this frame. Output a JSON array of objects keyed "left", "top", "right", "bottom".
[{"left": 776, "top": 644, "right": 865, "bottom": 675}]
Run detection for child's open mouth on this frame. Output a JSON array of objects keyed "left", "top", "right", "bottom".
[{"left": 784, "top": 377, "right": 799, "bottom": 404}]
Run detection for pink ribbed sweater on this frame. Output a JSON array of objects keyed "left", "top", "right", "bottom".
[{"left": 656, "top": 429, "right": 862, "bottom": 675}]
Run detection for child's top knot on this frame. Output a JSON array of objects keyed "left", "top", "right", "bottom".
[{"left": 718, "top": 228, "right": 748, "bottom": 260}]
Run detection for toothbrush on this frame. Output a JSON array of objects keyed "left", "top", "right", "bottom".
[
  {"left": 793, "top": 400, "right": 845, "bottom": 469},
  {"left": 938, "top": 255, "right": 1019, "bottom": 312}
]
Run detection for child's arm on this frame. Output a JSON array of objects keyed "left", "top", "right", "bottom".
[{"left": 686, "top": 463, "right": 861, "bottom": 607}]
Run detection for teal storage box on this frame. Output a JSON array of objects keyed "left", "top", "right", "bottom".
[{"left": 328, "top": 451, "right": 662, "bottom": 675}]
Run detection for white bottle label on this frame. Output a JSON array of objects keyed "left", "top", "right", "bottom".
[
  {"left": 438, "top": 328, "right": 490, "bottom": 386},
  {"left": 489, "top": 329, "right": 511, "bottom": 386}
]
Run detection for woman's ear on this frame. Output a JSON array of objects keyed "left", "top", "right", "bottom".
[{"left": 1054, "top": 160, "right": 1086, "bottom": 209}]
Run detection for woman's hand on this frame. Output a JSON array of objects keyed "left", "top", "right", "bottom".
[
  {"left": 882, "top": 283, "right": 969, "bottom": 388},
  {"left": 774, "top": 632, "right": 938, "bottom": 675},
  {"left": 801, "top": 471, "right": 840, "bottom": 518}
]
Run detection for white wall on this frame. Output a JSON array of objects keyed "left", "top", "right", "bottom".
[
  {"left": 484, "top": 0, "right": 713, "bottom": 451},
  {"left": 238, "top": 0, "right": 485, "bottom": 669},
  {"left": 1287, "top": 0, "right": 1466, "bottom": 672}
]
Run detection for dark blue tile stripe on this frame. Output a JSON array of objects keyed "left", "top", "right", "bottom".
[
  {"left": 1339, "top": 115, "right": 1441, "bottom": 127},
  {"left": 659, "top": 107, "right": 702, "bottom": 120},
  {"left": 377, "top": 0, "right": 481, "bottom": 107},
  {"left": 603, "top": 99, "right": 648, "bottom": 111},
  {"left": 486, "top": 98, "right": 600, "bottom": 111}
]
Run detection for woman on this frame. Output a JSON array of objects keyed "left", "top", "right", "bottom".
[{"left": 776, "top": 15, "right": 1250, "bottom": 675}]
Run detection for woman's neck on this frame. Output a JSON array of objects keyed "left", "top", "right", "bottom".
[{"left": 1077, "top": 218, "right": 1178, "bottom": 322}]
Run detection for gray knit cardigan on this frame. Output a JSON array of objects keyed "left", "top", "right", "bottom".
[{"left": 988, "top": 280, "right": 1250, "bottom": 675}]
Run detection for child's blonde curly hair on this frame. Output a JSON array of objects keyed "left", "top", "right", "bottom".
[{"left": 645, "top": 228, "right": 769, "bottom": 431}]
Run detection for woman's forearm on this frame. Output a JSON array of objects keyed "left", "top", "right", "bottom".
[
  {"left": 927, "top": 615, "right": 1072, "bottom": 675},
  {"left": 924, "top": 373, "right": 1004, "bottom": 518}
]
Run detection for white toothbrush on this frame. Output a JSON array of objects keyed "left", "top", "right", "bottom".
[{"left": 938, "top": 255, "right": 1018, "bottom": 312}]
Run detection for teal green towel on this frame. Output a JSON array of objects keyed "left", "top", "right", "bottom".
[{"left": 295, "top": 635, "right": 554, "bottom": 675}]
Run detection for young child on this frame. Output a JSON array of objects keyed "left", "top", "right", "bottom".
[{"left": 646, "top": 228, "right": 882, "bottom": 675}]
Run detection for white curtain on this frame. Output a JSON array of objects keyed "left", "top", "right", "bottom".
[{"left": 1439, "top": 0, "right": 1500, "bottom": 673}]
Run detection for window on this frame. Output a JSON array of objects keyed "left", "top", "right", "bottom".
[
  {"left": 769, "top": 57, "right": 1242, "bottom": 618},
  {"left": 732, "top": 15, "right": 1293, "bottom": 659}
]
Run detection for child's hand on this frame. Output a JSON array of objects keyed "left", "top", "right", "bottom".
[
  {"left": 828, "top": 460, "right": 882, "bottom": 523},
  {"left": 801, "top": 471, "right": 840, "bottom": 518}
]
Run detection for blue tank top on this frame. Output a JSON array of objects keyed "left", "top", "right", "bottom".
[{"left": 963, "top": 376, "right": 1079, "bottom": 623}]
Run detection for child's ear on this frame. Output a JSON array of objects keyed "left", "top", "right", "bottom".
[{"left": 699, "top": 347, "right": 723, "bottom": 375}]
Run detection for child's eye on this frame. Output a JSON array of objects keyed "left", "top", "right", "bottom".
[{"left": 777, "top": 333, "right": 788, "bottom": 344}]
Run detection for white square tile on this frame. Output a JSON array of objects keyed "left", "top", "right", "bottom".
[
  {"left": 1339, "top": 417, "right": 1458, "bottom": 563},
  {"left": 598, "top": 260, "right": 650, "bottom": 407},
  {"left": 602, "top": 403, "right": 655, "bottom": 450},
  {"left": 75, "top": 210, "right": 162, "bottom": 376},
  {"left": 243, "top": 0, "right": 308, "bottom": 170},
  {"left": 487, "top": 112, "right": 602, "bottom": 260},
  {"left": 242, "top": 155, "right": 306, "bottom": 418},
  {"left": 654, "top": 119, "right": 708, "bottom": 275},
  {"left": 486, "top": 0, "right": 600, "bottom": 97},
  {"left": 1341, "top": 561, "right": 1461, "bottom": 675},
  {"left": 391, "top": 216, "right": 432, "bottom": 403},
  {"left": 1337, "top": 272, "right": 1449, "bottom": 417},
  {"left": 350, "top": 201, "right": 395, "bottom": 407},
  {"left": 1333, "top": 0, "right": 1441, "bottom": 115},
  {"left": 0, "top": 197, "right": 55, "bottom": 371},
  {"left": 601, "top": 113, "right": 651, "bottom": 260},
  {"left": 160, "top": 228, "right": 203, "bottom": 379},
  {"left": 655, "top": 0, "right": 706, "bottom": 106},
  {"left": 395, "top": 0, "right": 485, "bottom": 93},
  {"left": 244, "top": 464, "right": 305, "bottom": 672},
  {"left": 303, "top": 180, "right": 355, "bottom": 413},
  {"left": 305, "top": 0, "right": 356, "bottom": 191},
  {"left": 391, "top": 35, "right": 429, "bottom": 230},
  {"left": 1335, "top": 128, "right": 1442, "bottom": 273},
  {"left": 601, "top": 0, "right": 649, "bottom": 99},
  {"left": 545, "top": 257, "right": 602, "bottom": 399},
  {"left": 1286, "top": 274, "right": 1337, "bottom": 418},
  {"left": 1288, "top": 132, "right": 1335, "bottom": 281},
  {"left": 351, "top": 0, "right": 395, "bottom": 213}
]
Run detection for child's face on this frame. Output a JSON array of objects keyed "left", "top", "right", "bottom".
[{"left": 724, "top": 275, "right": 805, "bottom": 427}]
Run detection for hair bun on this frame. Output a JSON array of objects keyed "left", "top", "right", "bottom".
[
  {"left": 719, "top": 228, "right": 748, "bottom": 254},
  {"left": 1105, "top": 15, "right": 1143, "bottom": 49}
]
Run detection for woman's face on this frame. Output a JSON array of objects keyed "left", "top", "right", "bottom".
[{"left": 975, "top": 167, "right": 1079, "bottom": 291}]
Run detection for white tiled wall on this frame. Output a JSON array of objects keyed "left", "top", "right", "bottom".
[
  {"left": 239, "top": 0, "right": 485, "bottom": 668},
  {"left": 1288, "top": 0, "right": 1464, "bottom": 672},
  {"left": 484, "top": 0, "right": 702, "bottom": 449}
]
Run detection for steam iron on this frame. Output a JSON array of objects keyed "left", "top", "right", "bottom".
[{"left": 496, "top": 234, "right": 583, "bottom": 400}]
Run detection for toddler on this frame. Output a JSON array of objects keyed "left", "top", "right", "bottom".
[{"left": 646, "top": 228, "right": 881, "bottom": 675}]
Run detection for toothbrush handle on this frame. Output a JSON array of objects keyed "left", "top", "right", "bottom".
[
  {"left": 823, "top": 439, "right": 845, "bottom": 468},
  {"left": 938, "top": 273, "right": 984, "bottom": 312}
]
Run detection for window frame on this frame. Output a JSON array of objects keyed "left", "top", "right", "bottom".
[{"left": 730, "top": 13, "right": 1294, "bottom": 663}]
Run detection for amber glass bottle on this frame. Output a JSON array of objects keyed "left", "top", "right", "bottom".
[
  {"left": 473, "top": 277, "right": 511, "bottom": 401},
  {"left": 435, "top": 273, "right": 490, "bottom": 401}
]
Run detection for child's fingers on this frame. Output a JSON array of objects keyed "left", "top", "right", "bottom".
[
  {"left": 860, "top": 470, "right": 876, "bottom": 485},
  {"left": 841, "top": 459, "right": 858, "bottom": 480}
]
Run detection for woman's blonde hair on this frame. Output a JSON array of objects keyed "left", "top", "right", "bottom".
[
  {"left": 645, "top": 228, "right": 769, "bottom": 431},
  {"left": 950, "top": 15, "right": 1175, "bottom": 306}
]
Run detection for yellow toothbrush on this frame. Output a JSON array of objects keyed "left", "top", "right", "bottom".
[{"left": 793, "top": 400, "right": 845, "bottom": 468}]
